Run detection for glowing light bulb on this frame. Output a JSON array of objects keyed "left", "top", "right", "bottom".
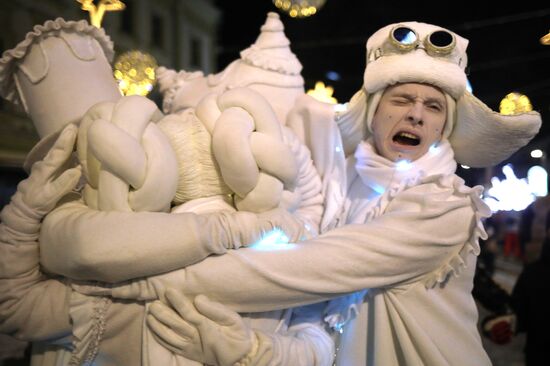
[
  {"left": 531, "top": 149, "right": 543, "bottom": 158},
  {"left": 250, "top": 228, "right": 296, "bottom": 251},
  {"left": 528, "top": 165, "right": 548, "bottom": 197},
  {"left": 483, "top": 163, "right": 538, "bottom": 212},
  {"left": 114, "top": 50, "right": 157, "bottom": 96},
  {"left": 429, "top": 144, "right": 440, "bottom": 155},
  {"left": 273, "top": 0, "right": 326, "bottom": 18},
  {"left": 396, "top": 160, "right": 412, "bottom": 171},
  {"left": 77, "top": 0, "right": 125, "bottom": 28},
  {"left": 540, "top": 30, "right": 550, "bottom": 45},
  {"left": 307, "top": 81, "right": 338, "bottom": 104},
  {"left": 499, "top": 92, "right": 533, "bottom": 115}
]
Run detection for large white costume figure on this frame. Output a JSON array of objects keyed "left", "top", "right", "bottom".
[
  {"left": 0, "top": 15, "right": 332, "bottom": 366},
  {"left": 53, "top": 22, "right": 540, "bottom": 366},
  {"left": 157, "top": 12, "right": 304, "bottom": 128},
  {"left": 0, "top": 14, "right": 542, "bottom": 366}
]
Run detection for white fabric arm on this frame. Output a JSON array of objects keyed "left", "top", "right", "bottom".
[
  {"left": 0, "top": 195, "right": 72, "bottom": 341},
  {"left": 170, "top": 177, "right": 477, "bottom": 312},
  {"left": 41, "top": 202, "right": 257, "bottom": 282},
  {"left": 0, "top": 125, "right": 80, "bottom": 341},
  {"left": 41, "top": 201, "right": 307, "bottom": 283}
]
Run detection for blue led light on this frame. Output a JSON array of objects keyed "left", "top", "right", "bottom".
[
  {"left": 250, "top": 228, "right": 296, "bottom": 251},
  {"left": 429, "top": 143, "right": 439, "bottom": 155},
  {"left": 395, "top": 159, "right": 412, "bottom": 171},
  {"left": 325, "top": 70, "right": 341, "bottom": 81}
]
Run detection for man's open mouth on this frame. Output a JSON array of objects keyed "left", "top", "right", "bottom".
[{"left": 393, "top": 131, "right": 421, "bottom": 146}]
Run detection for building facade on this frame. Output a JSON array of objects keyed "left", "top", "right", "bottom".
[{"left": 0, "top": 0, "right": 220, "bottom": 167}]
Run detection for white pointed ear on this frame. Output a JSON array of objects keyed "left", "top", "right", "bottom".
[{"left": 450, "top": 91, "right": 541, "bottom": 167}]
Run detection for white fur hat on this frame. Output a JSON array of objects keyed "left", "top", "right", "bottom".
[{"left": 341, "top": 21, "right": 542, "bottom": 168}]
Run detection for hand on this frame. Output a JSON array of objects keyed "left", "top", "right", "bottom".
[
  {"left": 257, "top": 207, "right": 311, "bottom": 243},
  {"left": 147, "top": 289, "right": 255, "bottom": 366},
  {"left": 482, "top": 314, "right": 515, "bottom": 345},
  {"left": 18, "top": 124, "right": 81, "bottom": 216}
]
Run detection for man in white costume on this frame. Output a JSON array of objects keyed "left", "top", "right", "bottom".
[{"left": 64, "top": 21, "right": 542, "bottom": 365}]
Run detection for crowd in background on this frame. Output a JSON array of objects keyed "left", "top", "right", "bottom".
[{"left": 476, "top": 196, "right": 550, "bottom": 366}]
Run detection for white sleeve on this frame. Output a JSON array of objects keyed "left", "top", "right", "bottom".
[
  {"left": 172, "top": 178, "right": 480, "bottom": 312},
  {"left": 40, "top": 199, "right": 263, "bottom": 283},
  {"left": 0, "top": 193, "right": 71, "bottom": 342}
]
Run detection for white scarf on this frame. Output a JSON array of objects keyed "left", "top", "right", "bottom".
[
  {"left": 354, "top": 138, "right": 457, "bottom": 196},
  {"left": 325, "top": 138, "right": 457, "bottom": 329},
  {"left": 343, "top": 138, "right": 457, "bottom": 225}
]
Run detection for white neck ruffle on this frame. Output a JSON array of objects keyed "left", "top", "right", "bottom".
[{"left": 354, "top": 138, "right": 457, "bottom": 195}]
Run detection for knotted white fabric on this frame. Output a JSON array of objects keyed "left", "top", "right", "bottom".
[
  {"left": 197, "top": 88, "right": 299, "bottom": 213},
  {"left": 76, "top": 95, "right": 178, "bottom": 213}
]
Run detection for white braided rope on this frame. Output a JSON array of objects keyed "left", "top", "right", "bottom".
[
  {"left": 76, "top": 96, "right": 178, "bottom": 212},
  {"left": 200, "top": 87, "right": 298, "bottom": 213}
]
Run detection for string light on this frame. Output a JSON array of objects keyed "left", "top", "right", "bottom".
[
  {"left": 531, "top": 149, "right": 543, "bottom": 158},
  {"left": 113, "top": 51, "right": 157, "bottom": 96},
  {"left": 499, "top": 92, "right": 533, "bottom": 115},
  {"left": 483, "top": 164, "right": 541, "bottom": 212},
  {"left": 307, "top": 81, "right": 338, "bottom": 104},
  {"left": 250, "top": 228, "right": 296, "bottom": 251},
  {"left": 272, "top": 0, "right": 326, "bottom": 18},
  {"left": 77, "top": 0, "right": 125, "bottom": 28},
  {"left": 540, "top": 30, "right": 550, "bottom": 45}
]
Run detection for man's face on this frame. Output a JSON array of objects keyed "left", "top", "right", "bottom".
[{"left": 371, "top": 83, "right": 447, "bottom": 162}]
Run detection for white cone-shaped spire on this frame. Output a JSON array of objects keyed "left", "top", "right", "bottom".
[{"left": 240, "top": 12, "right": 302, "bottom": 75}]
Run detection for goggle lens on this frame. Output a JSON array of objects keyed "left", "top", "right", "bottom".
[
  {"left": 426, "top": 30, "right": 455, "bottom": 55},
  {"left": 392, "top": 27, "right": 418, "bottom": 46}
]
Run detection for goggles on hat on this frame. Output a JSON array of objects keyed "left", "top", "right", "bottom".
[{"left": 368, "top": 25, "right": 464, "bottom": 66}]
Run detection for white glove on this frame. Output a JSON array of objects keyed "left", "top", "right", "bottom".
[
  {"left": 147, "top": 289, "right": 256, "bottom": 366},
  {"left": 18, "top": 124, "right": 81, "bottom": 217}
]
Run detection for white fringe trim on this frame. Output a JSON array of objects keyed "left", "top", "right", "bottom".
[
  {"left": 323, "top": 172, "right": 490, "bottom": 327},
  {"left": 423, "top": 175, "right": 491, "bottom": 288}
]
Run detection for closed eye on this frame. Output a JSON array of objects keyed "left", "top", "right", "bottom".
[
  {"left": 391, "top": 97, "right": 412, "bottom": 105},
  {"left": 427, "top": 103, "right": 443, "bottom": 112}
]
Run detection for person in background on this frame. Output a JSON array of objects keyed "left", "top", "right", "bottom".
[
  {"left": 503, "top": 215, "right": 522, "bottom": 260},
  {"left": 510, "top": 223, "right": 550, "bottom": 365}
]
